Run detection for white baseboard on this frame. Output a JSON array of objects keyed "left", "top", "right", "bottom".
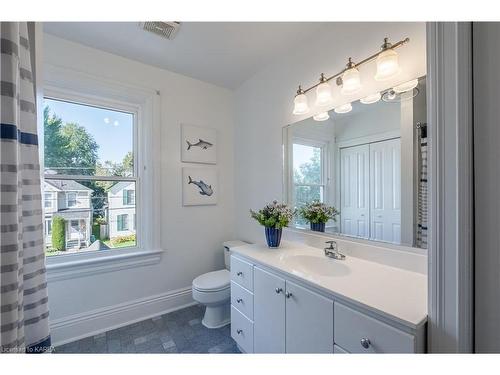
[{"left": 50, "top": 287, "right": 196, "bottom": 347}]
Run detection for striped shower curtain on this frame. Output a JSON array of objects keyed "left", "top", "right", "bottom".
[{"left": 1, "top": 23, "right": 51, "bottom": 353}]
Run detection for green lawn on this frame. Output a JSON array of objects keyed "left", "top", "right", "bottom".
[
  {"left": 103, "top": 240, "right": 136, "bottom": 248},
  {"left": 45, "top": 248, "right": 64, "bottom": 257}
]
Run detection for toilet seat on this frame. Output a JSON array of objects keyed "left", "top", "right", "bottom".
[{"left": 192, "top": 269, "right": 230, "bottom": 292}]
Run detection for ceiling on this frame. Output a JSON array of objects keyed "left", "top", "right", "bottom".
[{"left": 43, "top": 22, "right": 327, "bottom": 89}]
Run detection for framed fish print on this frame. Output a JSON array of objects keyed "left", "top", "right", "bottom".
[
  {"left": 181, "top": 124, "right": 217, "bottom": 164},
  {"left": 182, "top": 167, "right": 218, "bottom": 206}
]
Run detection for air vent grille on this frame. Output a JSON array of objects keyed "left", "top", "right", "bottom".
[{"left": 140, "top": 22, "right": 181, "bottom": 40}]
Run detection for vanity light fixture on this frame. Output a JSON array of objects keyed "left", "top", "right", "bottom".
[
  {"left": 393, "top": 79, "right": 419, "bottom": 93},
  {"left": 334, "top": 103, "right": 352, "bottom": 114},
  {"left": 292, "top": 86, "right": 309, "bottom": 115},
  {"left": 340, "top": 58, "right": 362, "bottom": 95},
  {"left": 291, "top": 36, "right": 409, "bottom": 115},
  {"left": 315, "top": 73, "right": 333, "bottom": 107},
  {"left": 360, "top": 92, "right": 381, "bottom": 104},
  {"left": 375, "top": 38, "right": 401, "bottom": 81},
  {"left": 313, "top": 111, "right": 330, "bottom": 121}
]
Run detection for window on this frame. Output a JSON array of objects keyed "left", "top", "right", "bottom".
[
  {"left": 123, "top": 189, "right": 135, "bottom": 205},
  {"left": 45, "top": 219, "right": 52, "bottom": 236},
  {"left": 67, "top": 192, "right": 77, "bottom": 208},
  {"left": 117, "top": 214, "right": 129, "bottom": 231},
  {"left": 43, "top": 96, "right": 137, "bottom": 256},
  {"left": 44, "top": 193, "right": 53, "bottom": 209},
  {"left": 292, "top": 141, "right": 327, "bottom": 227}
]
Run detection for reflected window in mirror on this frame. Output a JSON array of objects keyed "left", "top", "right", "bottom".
[{"left": 291, "top": 141, "right": 329, "bottom": 228}]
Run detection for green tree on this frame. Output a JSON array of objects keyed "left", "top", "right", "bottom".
[
  {"left": 59, "top": 122, "right": 99, "bottom": 175},
  {"left": 52, "top": 216, "right": 66, "bottom": 251},
  {"left": 44, "top": 107, "right": 99, "bottom": 176},
  {"left": 44, "top": 107, "right": 70, "bottom": 172}
]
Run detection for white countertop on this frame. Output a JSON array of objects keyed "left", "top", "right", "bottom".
[{"left": 232, "top": 241, "right": 428, "bottom": 329}]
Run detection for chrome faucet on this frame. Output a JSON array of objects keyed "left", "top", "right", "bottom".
[{"left": 324, "top": 240, "right": 346, "bottom": 260}]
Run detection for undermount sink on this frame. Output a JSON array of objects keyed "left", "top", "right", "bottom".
[{"left": 281, "top": 254, "right": 351, "bottom": 277}]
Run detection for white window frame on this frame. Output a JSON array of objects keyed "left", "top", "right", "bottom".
[{"left": 39, "top": 65, "right": 162, "bottom": 281}]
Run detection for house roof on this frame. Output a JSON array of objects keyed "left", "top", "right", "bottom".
[
  {"left": 109, "top": 181, "right": 134, "bottom": 195},
  {"left": 45, "top": 180, "right": 93, "bottom": 192}
]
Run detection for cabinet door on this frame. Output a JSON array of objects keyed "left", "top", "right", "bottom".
[
  {"left": 340, "top": 144, "right": 370, "bottom": 238},
  {"left": 253, "top": 267, "right": 286, "bottom": 353},
  {"left": 285, "top": 280, "right": 334, "bottom": 353}
]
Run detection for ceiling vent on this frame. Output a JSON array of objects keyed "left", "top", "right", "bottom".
[{"left": 139, "top": 22, "right": 181, "bottom": 40}]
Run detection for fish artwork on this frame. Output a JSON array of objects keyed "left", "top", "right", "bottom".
[
  {"left": 188, "top": 176, "right": 214, "bottom": 196},
  {"left": 186, "top": 138, "right": 213, "bottom": 150}
]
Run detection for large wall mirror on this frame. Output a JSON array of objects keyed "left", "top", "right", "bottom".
[{"left": 283, "top": 76, "right": 427, "bottom": 249}]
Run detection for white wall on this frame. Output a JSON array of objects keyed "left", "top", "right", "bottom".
[
  {"left": 234, "top": 22, "right": 427, "bottom": 244},
  {"left": 334, "top": 103, "right": 401, "bottom": 142},
  {"left": 43, "top": 34, "right": 235, "bottom": 343}
]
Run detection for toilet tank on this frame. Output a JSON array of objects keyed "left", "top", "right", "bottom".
[{"left": 223, "top": 240, "right": 248, "bottom": 270}]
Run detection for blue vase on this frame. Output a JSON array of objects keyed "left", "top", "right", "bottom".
[
  {"left": 310, "top": 222, "right": 326, "bottom": 232},
  {"left": 265, "top": 227, "right": 282, "bottom": 248}
]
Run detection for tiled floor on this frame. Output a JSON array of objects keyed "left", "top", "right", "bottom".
[{"left": 54, "top": 304, "right": 240, "bottom": 354}]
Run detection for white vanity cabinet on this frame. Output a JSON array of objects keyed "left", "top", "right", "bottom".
[
  {"left": 230, "top": 253, "right": 426, "bottom": 354},
  {"left": 252, "top": 266, "right": 333, "bottom": 353}
]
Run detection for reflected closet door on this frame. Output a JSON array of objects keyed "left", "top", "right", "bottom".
[
  {"left": 369, "top": 138, "right": 401, "bottom": 243},
  {"left": 340, "top": 144, "right": 370, "bottom": 238}
]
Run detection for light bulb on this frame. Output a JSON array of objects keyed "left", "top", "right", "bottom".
[
  {"left": 334, "top": 103, "right": 352, "bottom": 114},
  {"left": 375, "top": 39, "right": 400, "bottom": 81},
  {"left": 360, "top": 92, "right": 381, "bottom": 104},
  {"left": 387, "top": 90, "right": 397, "bottom": 100},
  {"left": 341, "top": 58, "right": 361, "bottom": 95},
  {"left": 393, "top": 79, "right": 418, "bottom": 93},
  {"left": 315, "top": 74, "right": 333, "bottom": 107},
  {"left": 313, "top": 112, "right": 329, "bottom": 122},
  {"left": 292, "top": 87, "right": 309, "bottom": 115}
]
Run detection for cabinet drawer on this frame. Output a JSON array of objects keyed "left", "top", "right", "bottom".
[
  {"left": 231, "top": 281, "right": 254, "bottom": 320},
  {"left": 334, "top": 345, "right": 349, "bottom": 354},
  {"left": 231, "top": 306, "right": 254, "bottom": 353},
  {"left": 231, "top": 256, "right": 254, "bottom": 291},
  {"left": 334, "top": 302, "right": 415, "bottom": 353}
]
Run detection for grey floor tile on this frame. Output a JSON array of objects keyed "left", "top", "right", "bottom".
[{"left": 54, "top": 304, "right": 237, "bottom": 354}]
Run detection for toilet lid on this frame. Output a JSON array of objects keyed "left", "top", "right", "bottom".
[{"left": 193, "top": 269, "right": 230, "bottom": 292}]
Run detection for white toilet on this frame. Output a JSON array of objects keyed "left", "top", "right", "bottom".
[{"left": 192, "top": 240, "right": 247, "bottom": 329}]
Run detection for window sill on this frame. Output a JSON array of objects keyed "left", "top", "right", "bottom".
[{"left": 46, "top": 249, "right": 163, "bottom": 282}]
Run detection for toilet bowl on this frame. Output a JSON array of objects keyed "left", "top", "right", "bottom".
[
  {"left": 192, "top": 269, "right": 231, "bottom": 328},
  {"left": 192, "top": 240, "right": 247, "bottom": 329}
]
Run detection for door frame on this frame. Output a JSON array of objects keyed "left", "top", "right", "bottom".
[{"left": 426, "top": 22, "right": 474, "bottom": 353}]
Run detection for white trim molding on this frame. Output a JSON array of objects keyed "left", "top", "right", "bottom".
[
  {"left": 46, "top": 250, "right": 163, "bottom": 282},
  {"left": 426, "top": 22, "right": 474, "bottom": 353},
  {"left": 50, "top": 287, "right": 195, "bottom": 346}
]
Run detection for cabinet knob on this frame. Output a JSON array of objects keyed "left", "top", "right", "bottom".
[
  {"left": 236, "top": 298, "right": 243, "bottom": 303},
  {"left": 285, "top": 291, "right": 293, "bottom": 298},
  {"left": 237, "top": 329, "right": 243, "bottom": 335},
  {"left": 237, "top": 271, "right": 243, "bottom": 276},
  {"left": 275, "top": 287, "right": 283, "bottom": 294},
  {"left": 360, "top": 338, "right": 371, "bottom": 349}
]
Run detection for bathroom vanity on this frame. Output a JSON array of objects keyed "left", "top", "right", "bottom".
[{"left": 230, "top": 242, "right": 427, "bottom": 353}]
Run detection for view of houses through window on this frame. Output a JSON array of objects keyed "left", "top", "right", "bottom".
[{"left": 43, "top": 97, "right": 137, "bottom": 256}]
